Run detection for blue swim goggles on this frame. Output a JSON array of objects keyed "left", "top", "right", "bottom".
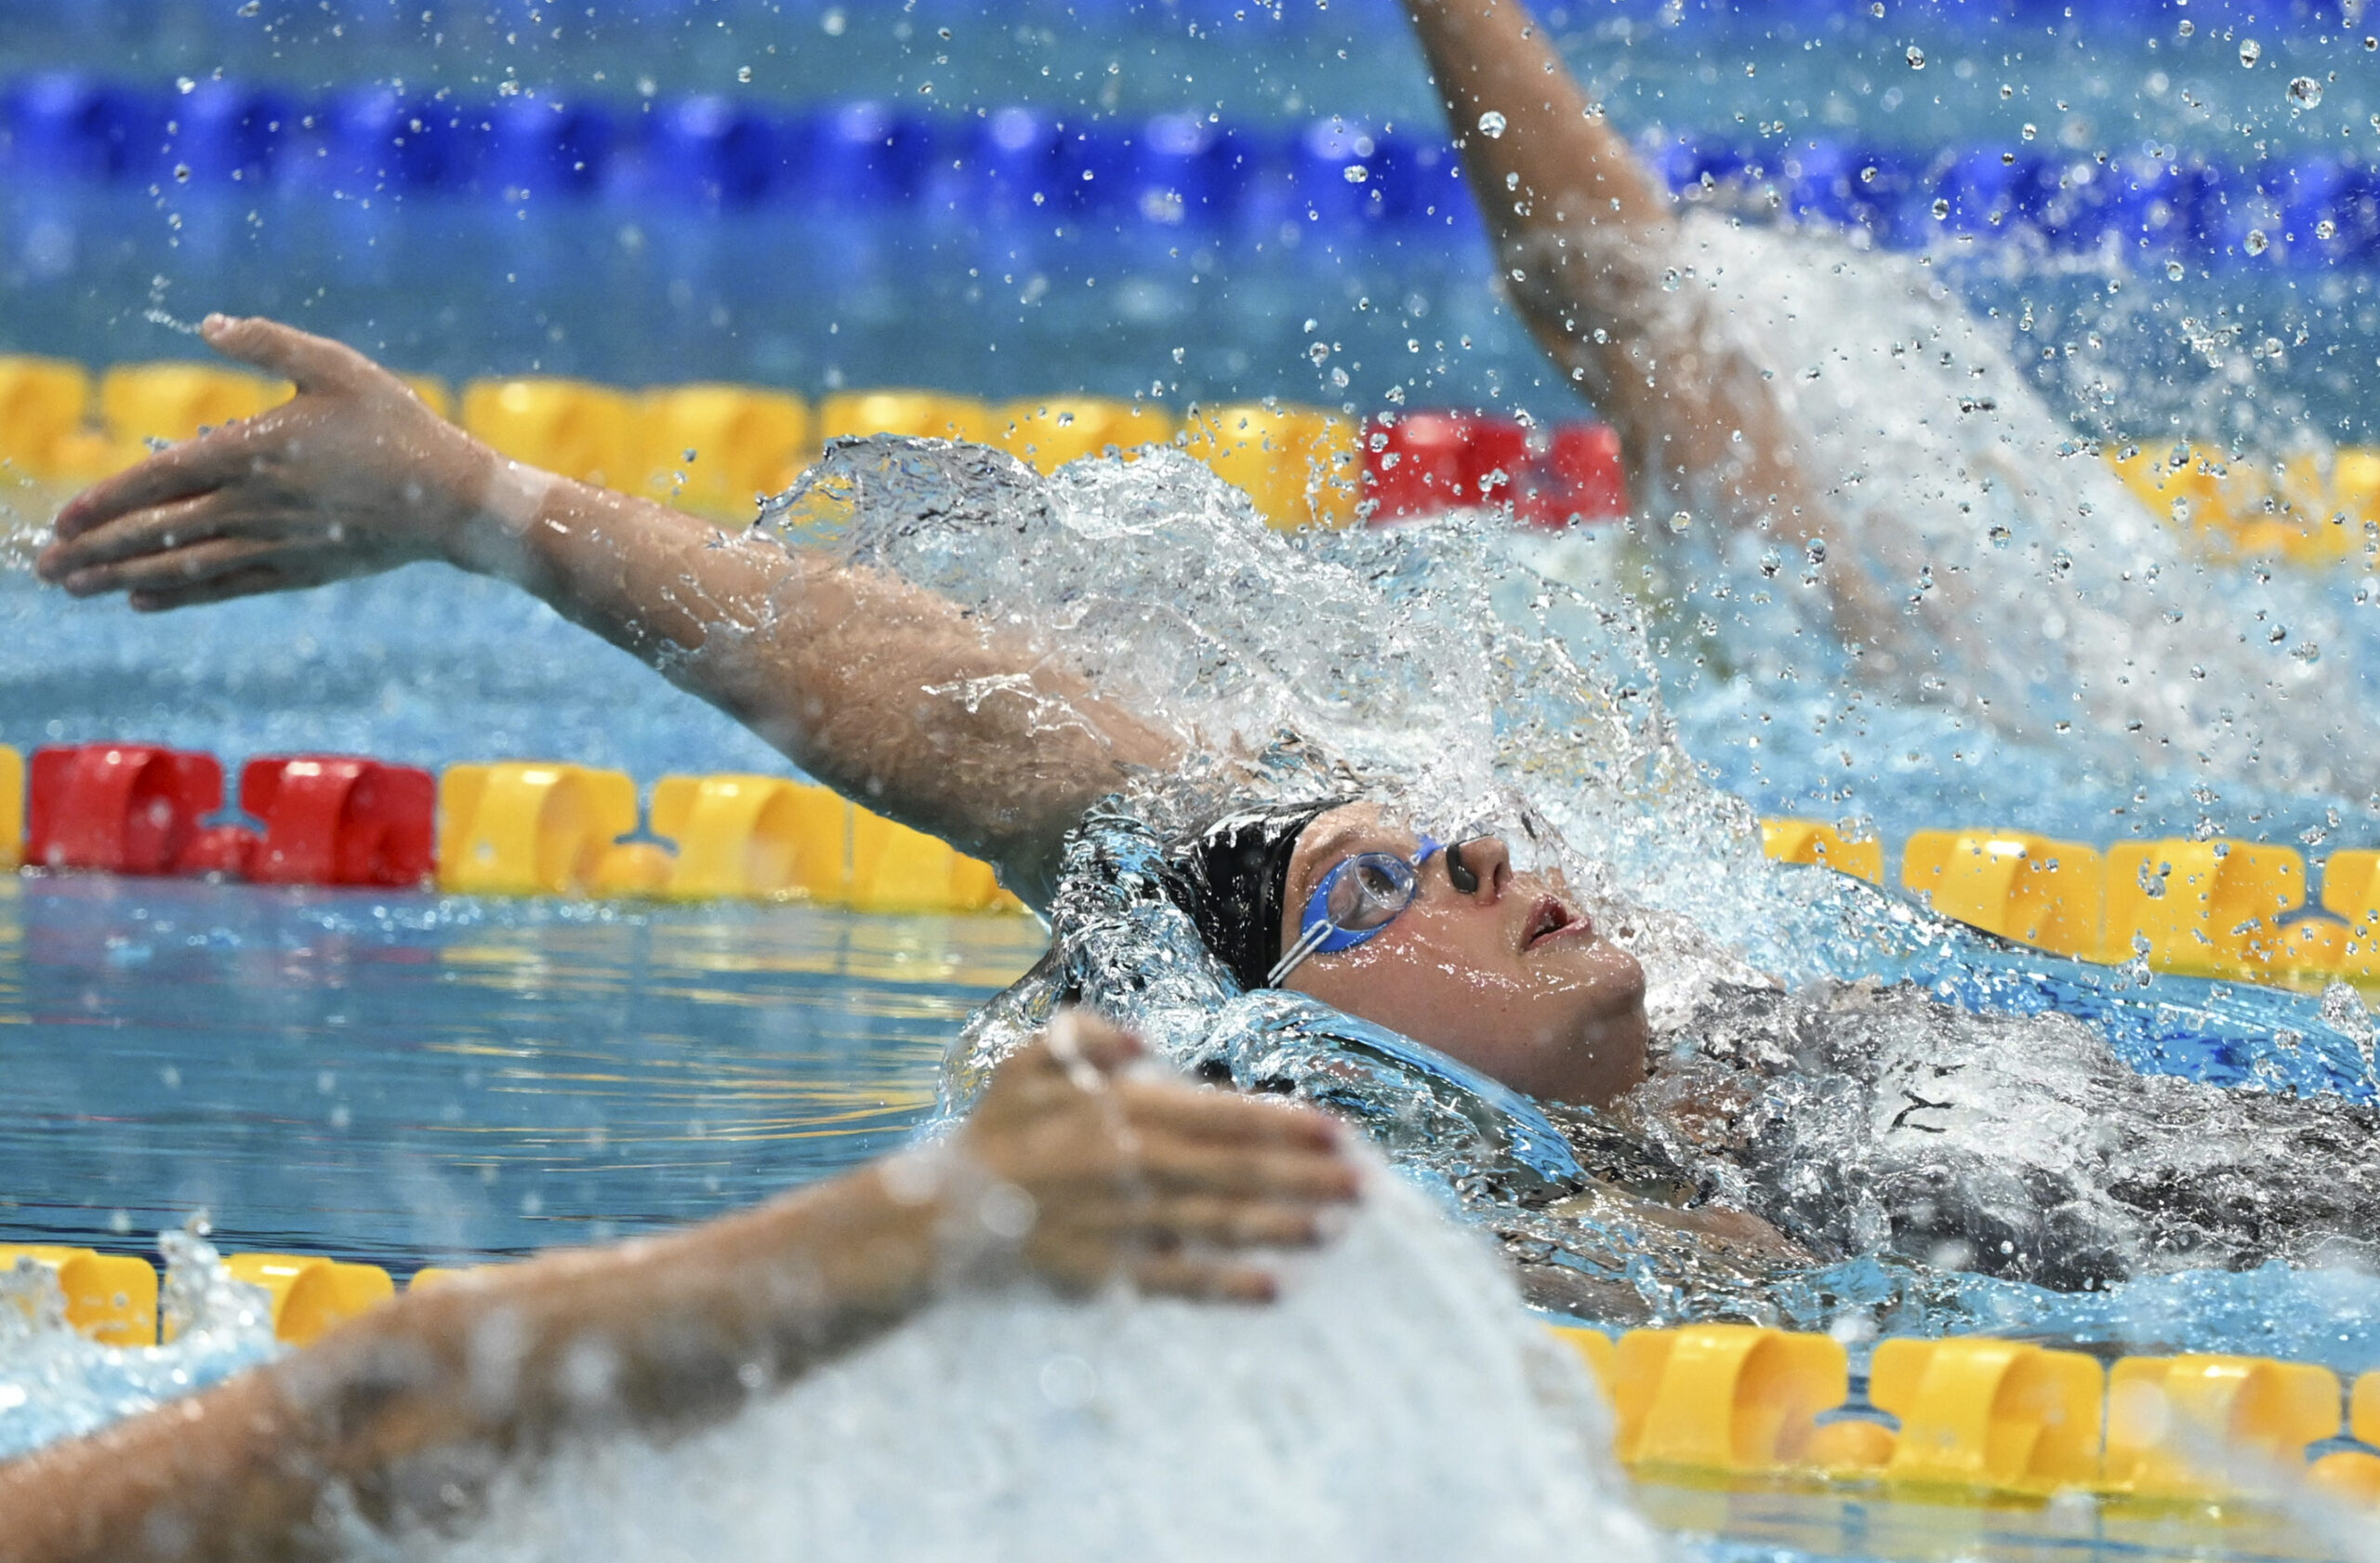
[{"left": 1266, "top": 835, "right": 1448, "bottom": 987}]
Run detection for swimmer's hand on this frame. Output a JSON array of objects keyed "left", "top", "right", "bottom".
[
  {"left": 945, "top": 1012, "right": 1360, "bottom": 1302},
  {"left": 40, "top": 315, "right": 500, "bottom": 609}
]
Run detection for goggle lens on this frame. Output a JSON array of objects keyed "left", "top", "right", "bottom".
[{"left": 1326, "top": 854, "right": 1418, "bottom": 933}]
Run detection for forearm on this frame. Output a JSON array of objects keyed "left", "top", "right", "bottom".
[
  {"left": 0, "top": 1168, "right": 938, "bottom": 1563},
  {"left": 450, "top": 465, "right": 1180, "bottom": 901},
  {"left": 1403, "top": 0, "right": 1903, "bottom": 655},
  {"left": 1402, "top": 0, "right": 1668, "bottom": 243}
]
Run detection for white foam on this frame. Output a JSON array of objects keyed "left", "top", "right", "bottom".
[{"left": 413, "top": 1163, "right": 1657, "bottom": 1563}]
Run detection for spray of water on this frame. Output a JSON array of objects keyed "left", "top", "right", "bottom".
[
  {"left": 0, "top": 1222, "right": 281, "bottom": 1463},
  {"left": 389, "top": 1160, "right": 1657, "bottom": 1563}
]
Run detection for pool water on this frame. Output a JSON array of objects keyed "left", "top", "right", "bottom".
[
  {"left": 5, "top": 2, "right": 2380, "bottom": 1556},
  {"left": 0, "top": 878, "right": 1042, "bottom": 1266}
]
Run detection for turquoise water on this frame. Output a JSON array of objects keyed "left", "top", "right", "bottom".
[
  {"left": 0, "top": 879, "right": 1043, "bottom": 1267},
  {"left": 4, "top": 5, "right": 2380, "bottom": 1557}
]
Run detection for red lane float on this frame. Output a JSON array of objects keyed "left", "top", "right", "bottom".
[
  {"left": 1364, "top": 412, "right": 1629, "bottom": 528},
  {"left": 241, "top": 756, "right": 437, "bottom": 888},
  {"left": 1520, "top": 422, "right": 1628, "bottom": 528},
  {"left": 27, "top": 744, "right": 224, "bottom": 875}
]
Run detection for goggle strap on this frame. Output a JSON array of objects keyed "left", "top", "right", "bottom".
[{"left": 1266, "top": 919, "right": 1335, "bottom": 987}]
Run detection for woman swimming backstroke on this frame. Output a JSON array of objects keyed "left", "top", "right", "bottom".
[{"left": 36, "top": 3, "right": 2380, "bottom": 1307}]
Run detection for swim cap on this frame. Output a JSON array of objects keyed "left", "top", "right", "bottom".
[{"left": 1160, "top": 797, "right": 1354, "bottom": 991}]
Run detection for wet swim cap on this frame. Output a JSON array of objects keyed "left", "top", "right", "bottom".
[{"left": 1160, "top": 797, "right": 1354, "bottom": 991}]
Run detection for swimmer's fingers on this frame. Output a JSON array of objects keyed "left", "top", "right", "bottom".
[
  {"left": 1130, "top": 1136, "right": 1363, "bottom": 1204},
  {"left": 49, "top": 425, "right": 279, "bottom": 550},
  {"left": 129, "top": 564, "right": 310, "bottom": 614},
  {"left": 1110, "top": 1078, "right": 1343, "bottom": 1154},
  {"left": 47, "top": 490, "right": 255, "bottom": 581},
  {"left": 54, "top": 531, "right": 296, "bottom": 603},
  {"left": 1129, "top": 1253, "right": 1280, "bottom": 1305},
  {"left": 198, "top": 313, "right": 380, "bottom": 398},
  {"left": 1128, "top": 1194, "right": 1343, "bottom": 1252}
]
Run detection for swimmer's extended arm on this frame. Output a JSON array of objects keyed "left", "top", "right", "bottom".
[
  {"left": 0, "top": 1015, "right": 1358, "bottom": 1563},
  {"left": 38, "top": 317, "right": 1183, "bottom": 905},
  {"left": 1400, "top": 0, "right": 1905, "bottom": 657}
]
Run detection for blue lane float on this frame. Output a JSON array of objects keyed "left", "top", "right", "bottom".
[
  {"left": 7, "top": 0, "right": 2374, "bottom": 38},
  {"left": 2, "top": 74, "right": 2374, "bottom": 268}
]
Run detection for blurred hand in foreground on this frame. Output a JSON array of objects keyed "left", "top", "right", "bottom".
[{"left": 945, "top": 1010, "right": 1361, "bottom": 1302}]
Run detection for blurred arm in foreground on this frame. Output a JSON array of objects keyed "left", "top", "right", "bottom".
[
  {"left": 0, "top": 1013, "right": 1358, "bottom": 1563},
  {"left": 1400, "top": 0, "right": 1909, "bottom": 664},
  {"left": 36, "top": 317, "right": 1186, "bottom": 907}
]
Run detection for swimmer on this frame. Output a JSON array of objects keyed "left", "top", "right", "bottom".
[
  {"left": 36, "top": 317, "right": 1646, "bottom": 1114},
  {"left": 0, "top": 1013, "right": 1361, "bottom": 1563},
  {"left": 38, "top": 323, "right": 2380, "bottom": 1300},
  {"left": 1395, "top": 0, "right": 1911, "bottom": 667}
]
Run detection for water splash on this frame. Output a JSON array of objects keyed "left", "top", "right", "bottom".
[
  {"left": 775, "top": 433, "right": 2380, "bottom": 1358},
  {"left": 1644, "top": 211, "right": 2375, "bottom": 795},
  {"left": 398, "top": 1163, "right": 1656, "bottom": 1563},
  {"left": 0, "top": 1222, "right": 281, "bottom": 1462}
]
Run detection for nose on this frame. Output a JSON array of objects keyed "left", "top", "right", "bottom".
[{"left": 1444, "top": 835, "right": 1511, "bottom": 901}]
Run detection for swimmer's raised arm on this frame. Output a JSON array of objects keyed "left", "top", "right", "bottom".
[
  {"left": 1401, "top": 0, "right": 1904, "bottom": 657},
  {"left": 39, "top": 317, "right": 1183, "bottom": 903},
  {"left": 0, "top": 1013, "right": 1358, "bottom": 1563}
]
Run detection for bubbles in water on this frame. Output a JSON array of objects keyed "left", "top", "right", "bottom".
[
  {"left": 1931, "top": 197, "right": 1950, "bottom": 219},
  {"left": 1342, "top": 164, "right": 1368, "bottom": 184},
  {"left": 2239, "top": 37, "right": 2263, "bottom": 67},
  {"left": 2165, "top": 259, "right": 2187, "bottom": 280},
  {"left": 1475, "top": 111, "right": 1508, "bottom": 139},
  {"left": 2244, "top": 228, "right": 2271, "bottom": 256},
  {"left": 2288, "top": 75, "right": 2323, "bottom": 108},
  {"left": 2318, "top": 218, "right": 2339, "bottom": 240},
  {"left": 1905, "top": 45, "right": 1926, "bottom": 69}
]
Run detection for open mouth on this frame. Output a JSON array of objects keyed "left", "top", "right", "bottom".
[{"left": 1523, "top": 895, "right": 1585, "bottom": 951}]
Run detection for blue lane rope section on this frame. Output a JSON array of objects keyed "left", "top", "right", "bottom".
[
  {"left": 4, "top": 0, "right": 2371, "bottom": 40},
  {"left": 3, "top": 74, "right": 2374, "bottom": 269}
]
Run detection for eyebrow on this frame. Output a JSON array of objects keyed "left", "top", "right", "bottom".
[{"left": 1287, "top": 816, "right": 1376, "bottom": 909}]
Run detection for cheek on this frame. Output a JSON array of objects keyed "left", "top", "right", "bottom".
[{"left": 1293, "top": 928, "right": 1529, "bottom": 1034}]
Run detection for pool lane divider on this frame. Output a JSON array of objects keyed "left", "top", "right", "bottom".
[
  {"left": 6, "top": 73, "right": 2378, "bottom": 272},
  {"left": 0, "top": 743, "right": 1028, "bottom": 914},
  {"left": 1762, "top": 818, "right": 2380, "bottom": 989},
  {"left": 7, "top": 1241, "right": 2376, "bottom": 1512},
  {"left": 5, "top": 353, "right": 2372, "bottom": 563}
]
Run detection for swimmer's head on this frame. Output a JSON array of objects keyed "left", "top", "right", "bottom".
[
  {"left": 1161, "top": 797, "right": 1354, "bottom": 993},
  {"left": 1162, "top": 799, "right": 1649, "bottom": 1111}
]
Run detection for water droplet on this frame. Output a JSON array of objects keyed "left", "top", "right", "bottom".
[
  {"left": 2245, "top": 228, "right": 2270, "bottom": 256},
  {"left": 2178, "top": 17, "right": 2194, "bottom": 33},
  {"left": 737, "top": 65, "right": 753, "bottom": 83},
  {"left": 1668, "top": 510, "right": 1692, "bottom": 534},
  {"left": 1342, "top": 163, "right": 1368, "bottom": 184},
  {"left": 2318, "top": 218, "right": 2338, "bottom": 240},
  {"left": 1988, "top": 524, "right": 2012, "bottom": 548},
  {"left": 1475, "top": 110, "right": 1507, "bottom": 139},
  {"left": 1906, "top": 45, "right": 1926, "bottom": 69},
  {"left": 1308, "top": 341, "right": 1330, "bottom": 365},
  {"left": 1870, "top": 1, "right": 1884, "bottom": 14},
  {"left": 2239, "top": 37, "right": 2262, "bottom": 67},
  {"left": 2166, "top": 258, "right": 2186, "bottom": 280},
  {"left": 1931, "top": 196, "right": 1950, "bottom": 219},
  {"left": 2288, "top": 75, "right": 2322, "bottom": 108},
  {"left": 1660, "top": 267, "right": 1682, "bottom": 291}
]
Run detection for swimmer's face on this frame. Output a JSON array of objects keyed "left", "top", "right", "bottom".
[{"left": 1276, "top": 802, "right": 1649, "bottom": 1110}]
